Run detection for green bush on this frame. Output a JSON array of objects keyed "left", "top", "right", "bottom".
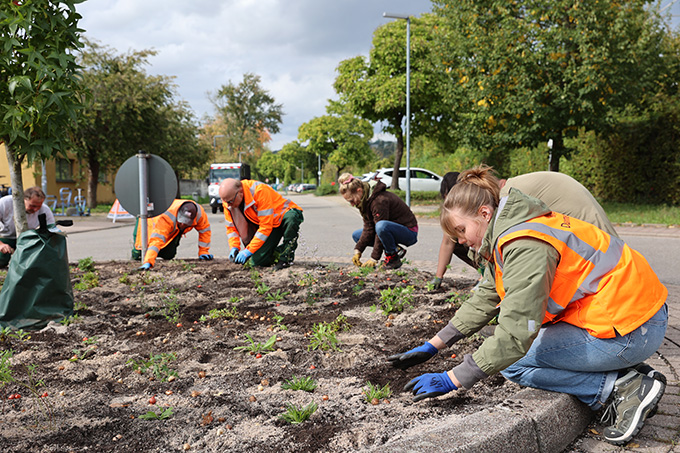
[{"left": 315, "top": 183, "right": 338, "bottom": 196}]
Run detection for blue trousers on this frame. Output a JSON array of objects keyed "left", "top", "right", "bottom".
[{"left": 352, "top": 220, "right": 417, "bottom": 255}]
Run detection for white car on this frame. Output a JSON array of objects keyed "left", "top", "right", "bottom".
[{"left": 373, "top": 167, "right": 442, "bottom": 192}]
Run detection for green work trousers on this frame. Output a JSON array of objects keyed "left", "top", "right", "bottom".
[{"left": 250, "top": 209, "right": 304, "bottom": 267}]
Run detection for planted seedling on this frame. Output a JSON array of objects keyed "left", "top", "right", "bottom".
[
  {"left": 60, "top": 314, "right": 81, "bottom": 326},
  {"left": 126, "top": 352, "right": 178, "bottom": 382},
  {"left": 446, "top": 291, "right": 470, "bottom": 309},
  {"left": 139, "top": 406, "right": 174, "bottom": 420},
  {"left": 348, "top": 266, "right": 373, "bottom": 278},
  {"left": 281, "top": 375, "right": 317, "bottom": 392},
  {"left": 271, "top": 314, "right": 288, "bottom": 331},
  {"left": 73, "top": 271, "right": 99, "bottom": 291},
  {"left": 199, "top": 306, "right": 238, "bottom": 322},
  {"left": 265, "top": 289, "right": 289, "bottom": 302},
  {"left": 255, "top": 281, "right": 270, "bottom": 295},
  {"left": 371, "top": 286, "right": 414, "bottom": 316},
  {"left": 362, "top": 381, "right": 392, "bottom": 403},
  {"left": 76, "top": 257, "right": 96, "bottom": 273},
  {"left": 69, "top": 346, "right": 97, "bottom": 362},
  {"left": 0, "top": 327, "right": 30, "bottom": 343},
  {"left": 278, "top": 402, "right": 318, "bottom": 424},
  {"left": 296, "top": 273, "right": 318, "bottom": 287},
  {"left": 233, "top": 334, "right": 277, "bottom": 355}
]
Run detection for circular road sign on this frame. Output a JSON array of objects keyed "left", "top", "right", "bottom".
[{"left": 114, "top": 153, "right": 177, "bottom": 217}]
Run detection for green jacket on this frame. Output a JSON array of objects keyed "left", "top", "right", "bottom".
[{"left": 441, "top": 188, "right": 561, "bottom": 389}]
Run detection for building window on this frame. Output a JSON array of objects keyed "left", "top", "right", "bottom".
[{"left": 56, "top": 159, "right": 74, "bottom": 182}]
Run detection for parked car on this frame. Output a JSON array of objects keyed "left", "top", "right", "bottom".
[
  {"left": 296, "top": 183, "right": 317, "bottom": 193},
  {"left": 373, "top": 167, "right": 442, "bottom": 191}
]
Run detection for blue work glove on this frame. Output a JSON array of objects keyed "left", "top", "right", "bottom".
[
  {"left": 404, "top": 371, "right": 458, "bottom": 402},
  {"left": 199, "top": 254, "right": 214, "bottom": 261},
  {"left": 138, "top": 262, "right": 152, "bottom": 271},
  {"left": 229, "top": 247, "right": 239, "bottom": 262},
  {"left": 387, "top": 342, "right": 438, "bottom": 370},
  {"left": 235, "top": 249, "right": 253, "bottom": 264}
]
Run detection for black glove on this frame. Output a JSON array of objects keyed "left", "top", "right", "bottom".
[{"left": 387, "top": 341, "right": 438, "bottom": 370}]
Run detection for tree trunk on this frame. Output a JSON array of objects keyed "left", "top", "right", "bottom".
[
  {"left": 4, "top": 143, "right": 28, "bottom": 236},
  {"left": 391, "top": 125, "right": 405, "bottom": 190},
  {"left": 87, "top": 150, "right": 100, "bottom": 209}
]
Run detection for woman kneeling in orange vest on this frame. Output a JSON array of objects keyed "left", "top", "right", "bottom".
[{"left": 388, "top": 165, "right": 668, "bottom": 447}]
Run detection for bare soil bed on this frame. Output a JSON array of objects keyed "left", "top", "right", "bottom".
[{"left": 0, "top": 259, "right": 519, "bottom": 452}]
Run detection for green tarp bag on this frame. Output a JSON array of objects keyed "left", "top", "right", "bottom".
[{"left": 0, "top": 215, "right": 73, "bottom": 330}]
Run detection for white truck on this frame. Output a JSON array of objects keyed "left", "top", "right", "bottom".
[{"left": 207, "top": 163, "right": 251, "bottom": 213}]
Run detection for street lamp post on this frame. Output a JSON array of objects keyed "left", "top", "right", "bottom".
[
  {"left": 383, "top": 12, "right": 411, "bottom": 206},
  {"left": 212, "top": 134, "right": 225, "bottom": 151}
]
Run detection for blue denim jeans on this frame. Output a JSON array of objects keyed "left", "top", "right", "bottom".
[
  {"left": 352, "top": 220, "right": 418, "bottom": 255},
  {"left": 501, "top": 303, "right": 668, "bottom": 410}
]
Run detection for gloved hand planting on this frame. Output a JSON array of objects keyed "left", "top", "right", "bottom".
[
  {"left": 138, "top": 262, "right": 152, "bottom": 271},
  {"left": 428, "top": 277, "right": 442, "bottom": 290},
  {"left": 351, "top": 250, "right": 362, "bottom": 267},
  {"left": 387, "top": 342, "right": 438, "bottom": 370},
  {"left": 362, "top": 258, "right": 377, "bottom": 268},
  {"left": 199, "top": 254, "right": 214, "bottom": 261},
  {"left": 404, "top": 371, "right": 458, "bottom": 402},
  {"left": 235, "top": 249, "right": 253, "bottom": 264},
  {"left": 229, "top": 247, "right": 239, "bottom": 262}
]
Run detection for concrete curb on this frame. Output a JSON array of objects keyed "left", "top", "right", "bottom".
[{"left": 370, "top": 389, "right": 592, "bottom": 453}]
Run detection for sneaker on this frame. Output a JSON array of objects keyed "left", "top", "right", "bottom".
[
  {"left": 383, "top": 253, "right": 402, "bottom": 270},
  {"left": 634, "top": 362, "right": 667, "bottom": 385},
  {"left": 397, "top": 246, "right": 407, "bottom": 259},
  {"left": 601, "top": 370, "right": 665, "bottom": 445},
  {"left": 633, "top": 363, "right": 667, "bottom": 418}
]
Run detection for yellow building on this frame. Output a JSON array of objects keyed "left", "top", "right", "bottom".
[{"left": 0, "top": 143, "right": 115, "bottom": 206}]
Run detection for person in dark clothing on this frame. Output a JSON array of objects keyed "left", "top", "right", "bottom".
[{"left": 338, "top": 173, "right": 418, "bottom": 270}]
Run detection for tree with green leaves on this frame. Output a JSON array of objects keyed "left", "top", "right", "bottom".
[
  {"left": 297, "top": 101, "right": 374, "bottom": 180},
  {"left": 0, "top": 0, "right": 84, "bottom": 235},
  {"left": 432, "top": 0, "right": 669, "bottom": 171},
  {"left": 334, "top": 14, "right": 449, "bottom": 189},
  {"left": 210, "top": 73, "right": 284, "bottom": 162},
  {"left": 69, "top": 41, "right": 210, "bottom": 207}
]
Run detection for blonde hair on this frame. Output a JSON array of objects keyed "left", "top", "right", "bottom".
[
  {"left": 338, "top": 173, "right": 364, "bottom": 195},
  {"left": 440, "top": 165, "right": 500, "bottom": 239}
]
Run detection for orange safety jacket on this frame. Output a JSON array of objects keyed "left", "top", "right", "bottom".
[
  {"left": 224, "top": 180, "right": 302, "bottom": 253},
  {"left": 134, "top": 199, "right": 211, "bottom": 266},
  {"left": 493, "top": 212, "right": 667, "bottom": 339}
]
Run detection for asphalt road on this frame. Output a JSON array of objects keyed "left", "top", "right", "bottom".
[{"left": 64, "top": 193, "right": 679, "bottom": 286}]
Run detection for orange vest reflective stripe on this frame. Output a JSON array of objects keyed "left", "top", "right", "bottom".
[
  {"left": 225, "top": 181, "right": 301, "bottom": 253},
  {"left": 494, "top": 212, "right": 667, "bottom": 338}
]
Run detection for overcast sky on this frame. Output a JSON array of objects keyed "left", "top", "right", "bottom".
[
  {"left": 76, "top": 0, "right": 433, "bottom": 151},
  {"left": 76, "top": 0, "right": 679, "bottom": 152}
]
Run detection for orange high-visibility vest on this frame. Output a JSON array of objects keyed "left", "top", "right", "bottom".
[
  {"left": 494, "top": 212, "right": 667, "bottom": 338},
  {"left": 224, "top": 180, "right": 302, "bottom": 253},
  {"left": 134, "top": 200, "right": 211, "bottom": 266}
]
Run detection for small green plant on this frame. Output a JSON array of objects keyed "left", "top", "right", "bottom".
[
  {"left": 60, "top": 313, "right": 81, "bottom": 326},
  {"left": 278, "top": 402, "right": 318, "bottom": 424},
  {"left": 371, "top": 286, "right": 414, "bottom": 316},
  {"left": 446, "top": 291, "right": 470, "bottom": 309},
  {"left": 0, "top": 327, "right": 31, "bottom": 343},
  {"left": 139, "top": 406, "right": 174, "bottom": 420},
  {"left": 271, "top": 314, "right": 288, "bottom": 331},
  {"left": 394, "top": 269, "right": 409, "bottom": 278},
  {"left": 255, "top": 281, "right": 270, "bottom": 295},
  {"left": 304, "top": 287, "right": 322, "bottom": 305},
  {"left": 77, "top": 257, "right": 96, "bottom": 273},
  {"left": 118, "top": 272, "right": 131, "bottom": 285},
  {"left": 308, "top": 323, "right": 340, "bottom": 351},
  {"left": 233, "top": 334, "right": 277, "bottom": 355},
  {"left": 199, "top": 306, "right": 238, "bottom": 322},
  {"left": 249, "top": 268, "right": 262, "bottom": 284},
  {"left": 265, "top": 289, "right": 289, "bottom": 302},
  {"left": 362, "top": 381, "right": 392, "bottom": 402},
  {"left": 74, "top": 271, "right": 99, "bottom": 291},
  {"left": 73, "top": 300, "right": 89, "bottom": 311},
  {"left": 296, "top": 273, "right": 318, "bottom": 287},
  {"left": 177, "top": 260, "right": 196, "bottom": 271},
  {"left": 126, "top": 352, "right": 178, "bottom": 382},
  {"left": 156, "top": 289, "right": 182, "bottom": 324},
  {"left": 69, "top": 347, "right": 97, "bottom": 362},
  {"left": 281, "top": 375, "right": 317, "bottom": 392},
  {"left": 348, "top": 266, "right": 373, "bottom": 278},
  {"left": 352, "top": 280, "right": 366, "bottom": 295}
]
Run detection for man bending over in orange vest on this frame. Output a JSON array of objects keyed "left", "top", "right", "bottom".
[
  {"left": 218, "top": 178, "right": 303, "bottom": 270},
  {"left": 133, "top": 199, "right": 212, "bottom": 270}
]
